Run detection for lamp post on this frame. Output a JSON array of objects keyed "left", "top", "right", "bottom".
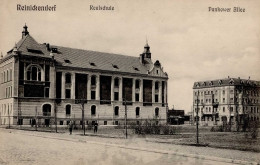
[
  {"left": 196, "top": 90, "right": 199, "bottom": 145},
  {"left": 124, "top": 97, "right": 128, "bottom": 139}
]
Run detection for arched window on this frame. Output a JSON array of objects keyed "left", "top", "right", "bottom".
[
  {"left": 27, "top": 65, "right": 41, "bottom": 81},
  {"left": 9, "top": 69, "right": 12, "bottom": 81},
  {"left": 155, "top": 107, "right": 159, "bottom": 117},
  {"left": 91, "top": 105, "right": 96, "bottom": 116},
  {"left": 91, "top": 76, "right": 96, "bottom": 86},
  {"left": 136, "top": 107, "right": 140, "bottom": 116},
  {"left": 6, "top": 70, "right": 9, "bottom": 81},
  {"left": 65, "top": 73, "right": 71, "bottom": 84},
  {"left": 114, "top": 106, "right": 119, "bottom": 116},
  {"left": 4, "top": 71, "right": 6, "bottom": 82},
  {"left": 42, "top": 104, "right": 51, "bottom": 116},
  {"left": 66, "top": 105, "right": 71, "bottom": 115}
]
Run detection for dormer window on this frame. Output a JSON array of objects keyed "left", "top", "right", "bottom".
[
  {"left": 133, "top": 67, "right": 139, "bottom": 71},
  {"left": 27, "top": 47, "right": 43, "bottom": 54},
  {"left": 51, "top": 48, "right": 58, "bottom": 53},
  {"left": 112, "top": 64, "right": 119, "bottom": 69},
  {"left": 229, "top": 79, "right": 234, "bottom": 84},
  {"left": 26, "top": 65, "right": 41, "bottom": 81},
  {"left": 64, "top": 59, "right": 71, "bottom": 63},
  {"left": 90, "top": 62, "right": 96, "bottom": 66}
]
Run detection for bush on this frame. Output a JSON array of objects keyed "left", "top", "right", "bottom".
[{"left": 132, "top": 120, "right": 177, "bottom": 135}]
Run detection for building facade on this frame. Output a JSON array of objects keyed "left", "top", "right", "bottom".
[
  {"left": 0, "top": 25, "right": 168, "bottom": 126},
  {"left": 193, "top": 77, "right": 260, "bottom": 126}
]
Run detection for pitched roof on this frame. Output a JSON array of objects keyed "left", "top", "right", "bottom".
[
  {"left": 52, "top": 45, "right": 150, "bottom": 74},
  {"left": 6, "top": 34, "right": 165, "bottom": 76},
  {"left": 193, "top": 78, "right": 260, "bottom": 89}
]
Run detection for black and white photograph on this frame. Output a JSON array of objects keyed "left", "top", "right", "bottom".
[{"left": 0, "top": 0, "right": 259, "bottom": 164}]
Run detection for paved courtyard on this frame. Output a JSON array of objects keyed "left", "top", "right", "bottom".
[{"left": 0, "top": 129, "right": 258, "bottom": 165}]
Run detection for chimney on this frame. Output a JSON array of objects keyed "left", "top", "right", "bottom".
[{"left": 46, "top": 43, "right": 50, "bottom": 51}]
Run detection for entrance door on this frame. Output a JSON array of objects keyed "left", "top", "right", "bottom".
[{"left": 43, "top": 104, "right": 51, "bottom": 126}]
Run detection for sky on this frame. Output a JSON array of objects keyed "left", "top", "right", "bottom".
[{"left": 0, "top": 0, "right": 260, "bottom": 113}]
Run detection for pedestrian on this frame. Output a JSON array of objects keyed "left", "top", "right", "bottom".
[
  {"left": 69, "top": 120, "right": 73, "bottom": 135},
  {"left": 94, "top": 121, "right": 98, "bottom": 133}
]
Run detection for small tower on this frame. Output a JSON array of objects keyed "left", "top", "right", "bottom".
[
  {"left": 143, "top": 40, "right": 151, "bottom": 59},
  {"left": 22, "top": 24, "right": 29, "bottom": 38}
]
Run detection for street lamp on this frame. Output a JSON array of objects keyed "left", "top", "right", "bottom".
[{"left": 124, "top": 97, "right": 128, "bottom": 139}]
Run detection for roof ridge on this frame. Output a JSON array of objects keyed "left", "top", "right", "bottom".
[
  {"left": 42, "top": 44, "right": 139, "bottom": 59},
  {"left": 196, "top": 78, "right": 255, "bottom": 82}
]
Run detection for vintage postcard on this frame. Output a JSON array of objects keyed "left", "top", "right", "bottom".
[{"left": 0, "top": 0, "right": 259, "bottom": 164}]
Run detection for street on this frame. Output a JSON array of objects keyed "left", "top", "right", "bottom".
[{"left": 0, "top": 129, "right": 243, "bottom": 165}]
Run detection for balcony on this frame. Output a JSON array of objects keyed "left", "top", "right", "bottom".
[{"left": 212, "top": 102, "right": 219, "bottom": 108}]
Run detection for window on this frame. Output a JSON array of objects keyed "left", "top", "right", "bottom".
[
  {"left": 91, "top": 76, "right": 96, "bottom": 86},
  {"left": 155, "top": 94, "right": 158, "bottom": 102},
  {"left": 65, "top": 73, "right": 71, "bottom": 84},
  {"left": 91, "top": 105, "right": 96, "bottom": 116},
  {"left": 4, "top": 71, "right": 6, "bottom": 82},
  {"left": 114, "top": 92, "right": 119, "bottom": 101},
  {"left": 66, "top": 89, "right": 71, "bottom": 99},
  {"left": 223, "top": 98, "right": 225, "bottom": 103},
  {"left": 91, "top": 91, "right": 96, "bottom": 100},
  {"left": 90, "top": 62, "right": 96, "bottom": 66},
  {"left": 45, "top": 88, "right": 49, "bottom": 98},
  {"left": 223, "top": 90, "right": 225, "bottom": 94},
  {"left": 6, "top": 70, "right": 9, "bottom": 81},
  {"left": 155, "top": 107, "right": 159, "bottom": 117},
  {"left": 135, "top": 93, "right": 139, "bottom": 102},
  {"left": 112, "top": 64, "right": 119, "bottom": 69},
  {"left": 209, "top": 107, "right": 211, "bottom": 112},
  {"left": 60, "top": 121, "right": 63, "bottom": 125},
  {"left": 64, "top": 59, "right": 71, "bottom": 63},
  {"left": 223, "top": 107, "right": 225, "bottom": 112},
  {"left": 230, "top": 107, "right": 233, "bottom": 112},
  {"left": 104, "top": 121, "right": 107, "bottom": 125},
  {"left": 27, "top": 65, "right": 41, "bottom": 81},
  {"left": 10, "top": 69, "right": 12, "bottom": 81},
  {"left": 155, "top": 82, "right": 159, "bottom": 90},
  {"left": 114, "top": 106, "right": 119, "bottom": 116},
  {"left": 136, "top": 107, "right": 140, "bottom": 116},
  {"left": 135, "top": 80, "right": 140, "bottom": 89},
  {"left": 114, "top": 78, "right": 119, "bottom": 87},
  {"left": 66, "top": 105, "right": 71, "bottom": 115},
  {"left": 115, "top": 121, "right": 119, "bottom": 125}
]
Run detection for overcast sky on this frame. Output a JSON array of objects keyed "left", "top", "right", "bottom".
[{"left": 1, "top": 0, "right": 259, "bottom": 112}]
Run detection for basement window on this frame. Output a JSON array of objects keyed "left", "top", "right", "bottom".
[{"left": 112, "top": 64, "right": 119, "bottom": 69}]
